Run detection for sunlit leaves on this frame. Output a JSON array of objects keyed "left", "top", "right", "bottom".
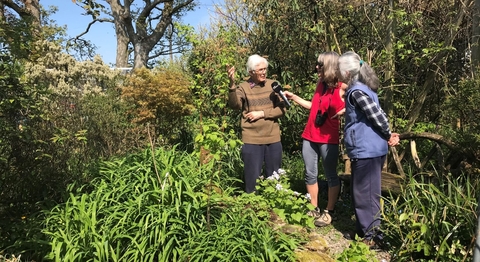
[
  {"left": 188, "top": 26, "right": 247, "bottom": 119},
  {"left": 42, "top": 146, "right": 300, "bottom": 261},
  {"left": 122, "top": 67, "right": 194, "bottom": 124}
]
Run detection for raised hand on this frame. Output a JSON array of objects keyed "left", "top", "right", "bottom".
[{"left": 226, "top": 64, "right": 236, "bottom": 85}]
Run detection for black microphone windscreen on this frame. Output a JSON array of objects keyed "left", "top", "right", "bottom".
[{"left": 271, "top": 82, "right": 282, "bottom": 93}]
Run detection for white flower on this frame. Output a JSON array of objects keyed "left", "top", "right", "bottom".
[
  {"left": 293, "top": 191, "right": 300, "bottom": 196},
  {"left": 267, "top": 172, "right": 280, "bottom": 180},
  {"left": 275, "top": 183, "right": 283, "bottom": 190},
  {"left": 305, "top": 193, "right": 311, "bottom": 200},
  {"left": 273, "top": 173, "right": 280, "bottom": 180},
  {"left": 277, "top": 168, "right": 286, "bottom": 175}
]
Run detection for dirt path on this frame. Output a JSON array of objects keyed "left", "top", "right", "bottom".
[
  {"left": 319, "top": 226, "right": 391, "bottom": 261},
  {"left": 307, "top": 197, "right": 392, "bottom": 261}
]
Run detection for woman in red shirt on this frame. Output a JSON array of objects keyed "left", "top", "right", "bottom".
[{"left": 284, "top": 51, "right": 346, "bottom": 227}]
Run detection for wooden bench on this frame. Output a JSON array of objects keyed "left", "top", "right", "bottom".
[
  {"left": 339, "top": 172, "right": 404, "bottom": 195},
  {"left": 338, "top": 156, "right": 404, "bottom": 196}
]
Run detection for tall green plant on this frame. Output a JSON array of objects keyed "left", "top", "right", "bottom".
[
  {"left": 179, "top": 211, "right": 300, "bottom": 262},
  {"left": 42, "top": 147, "right": 210, "bottom": 261},
  {"left": 382, "top": 173, "right": 478, "bottom": 261},
  {"left": 188, "top": 26, "right": 246, "bottom": 115},
  {"left": 41, "top": 146, "right": 297, "bottom": 261}
]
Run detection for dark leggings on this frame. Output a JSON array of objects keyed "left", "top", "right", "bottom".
[{"left": 241, "top": 142, "right": 283, "bottom": 193}]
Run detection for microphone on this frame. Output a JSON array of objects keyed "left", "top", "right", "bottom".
[{"left": 271, "top": 81, "right": 291, "bottom": 108}]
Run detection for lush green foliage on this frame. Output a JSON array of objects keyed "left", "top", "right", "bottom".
[
  {"left": 0, "top": 41, "right": 146, "bottom": 252},
  {"left": 441, "top": 74, "right": 480, "bottom": 171},
  {"left": 1, "top": 0, "right": 480, "bottom": 261},
  {"left": 40, "top": 147, "right": 301, "bottom": 261},
  {"left": 382, "top": 174, "right": 478, "bottom": 261},
  {"left": 186, "top": 26, "right": 248, "bottom": 156},
  {"left": 188, "top": 26, "right": 247, "bottom": 119},
  {"left": 0, "top": 49, "right": 53, "bottom": 250},
  {"left": 255, "top": 169, "right": 314, "bottom": 228},
  {"left": 179, "top": 211, "right": 299, "bottom": 262},
  {"left": 0, "top": 8, "right": 39, "bottom": 60}
]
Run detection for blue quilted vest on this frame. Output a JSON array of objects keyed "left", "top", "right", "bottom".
[{"left": 344, "top": 82, "right": 388, "bottom": 159}]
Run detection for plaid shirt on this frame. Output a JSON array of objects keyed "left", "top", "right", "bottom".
[{"left": 350, "top": 90, "right": 391, "bottom": 140}]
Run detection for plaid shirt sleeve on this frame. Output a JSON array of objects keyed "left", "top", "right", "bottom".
[{"left": 351, "top": 90, "right": 391, "bottom": 140}]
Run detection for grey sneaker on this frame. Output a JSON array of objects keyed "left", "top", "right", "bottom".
[
  {"left": 314, "top": 210, "right": 332, "bottom": 227},
  {"left": 307, "top": 207, "right": 321, "bottom": 218}
]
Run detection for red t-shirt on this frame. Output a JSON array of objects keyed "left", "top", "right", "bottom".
[{"left": 301, "top": 81, "right": 345, "bottom": 144}]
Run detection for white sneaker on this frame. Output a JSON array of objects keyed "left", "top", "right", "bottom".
[
  {"left": 306, "top": 207, "right": 321, "bottom": 218},
  {"left": 314, "top": 210, "right": 332, "bottom": 227}
]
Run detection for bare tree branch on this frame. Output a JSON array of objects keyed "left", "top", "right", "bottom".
[
  {"left": 1, "top": 0, "right": 30, "bottom": 17},
  {"left": 72, "top": 17, "right": 113, "bottom": 39},
  {"left": 399, "top": 132, "right": 477, "bottom": 162}
]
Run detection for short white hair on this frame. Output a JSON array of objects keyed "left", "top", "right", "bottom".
[{"left": 246, "top": 54, "right": 268, "bottom": 73}]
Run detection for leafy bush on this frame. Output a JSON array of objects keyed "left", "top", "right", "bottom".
[
  {"left": 337, "top": 239, "right": 379, "bottom": 262},
  {"left": 122, "top": 67, "right": 195, "bottom": 145},
  {"left": 255, "top": 169, "right": 314, "bottom": 228},
  {"left": 42, "top": 147, "right": 207, "bottom": 261}
]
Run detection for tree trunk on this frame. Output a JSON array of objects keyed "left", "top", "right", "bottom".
[
  {"left": 133, "top": 43, "right": 150, "bottom": 69},
  {"left": 108, "top": 0, "right": 128, "bottom": 68},
  {"left": 0, "top": 1, "right": 4, "bottom": 21},
  {"left": 383, "top": 0, "right": 405, "bottom": 176},
  {"left": 104, "top": 0, "right": 194, "bottom": 69},
  {"left": 383, "top": 0, "right": 395, "bottom": 115},
  {"left": 0, "top": 0, "right": 40, "bottom": 29},
  {"left": 473, "top": 0, "right": 480, "bottom": 73},
  {"left": 475, "top": 0, "right": 480, "bottom": 244},
  {"left": 115, "top": 22, "right": 129, "bottom": 68},
  {"left": 24, "top": 0, "right": 40, "bottom": 25}
]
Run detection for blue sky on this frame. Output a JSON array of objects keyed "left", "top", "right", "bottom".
[{"left": 41, "top": 0, "right": 218, "bottom": 66}]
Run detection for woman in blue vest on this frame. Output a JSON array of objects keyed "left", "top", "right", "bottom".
[{"left": 338, "top": 51, "right": 400, "bottom": 248}]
